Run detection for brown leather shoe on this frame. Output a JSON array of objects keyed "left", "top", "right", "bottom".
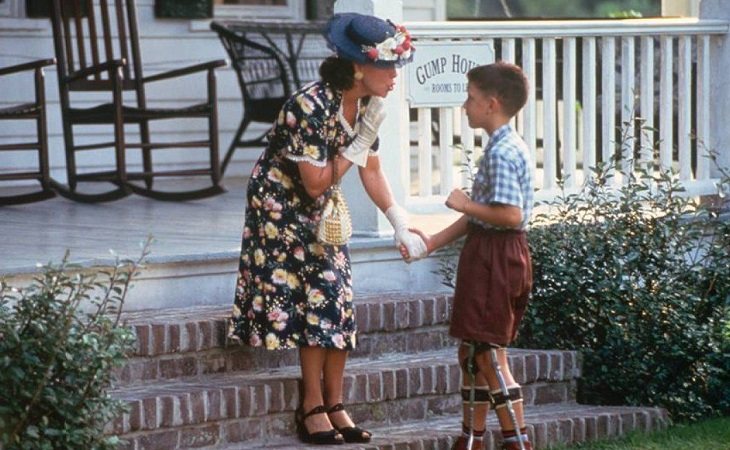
[
  {"left": 501, "top": 440, "right": 533, "bottom": 450},
  {"left": 451, "top": 435, "right": 485, "bottom": 450}
]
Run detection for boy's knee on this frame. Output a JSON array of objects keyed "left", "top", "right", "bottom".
[{"left": 460, "top": 341, "right": 500, "bottom": 375}]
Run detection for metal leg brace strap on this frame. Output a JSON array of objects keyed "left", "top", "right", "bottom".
[{"left": 464, "top": 343, "right": 478, "bottom": 450}]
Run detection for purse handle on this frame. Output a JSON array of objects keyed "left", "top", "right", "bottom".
[{"left": 331, "top": 154, "right": 341, "bottom": 188}]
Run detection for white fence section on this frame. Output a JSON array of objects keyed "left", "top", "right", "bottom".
[{"left": 403, "top": 18, "right": 729, "bottom": 211}]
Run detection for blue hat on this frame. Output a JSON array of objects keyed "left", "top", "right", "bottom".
[{"left": 324, "top": 13, "right": 415, "bottom": 68}]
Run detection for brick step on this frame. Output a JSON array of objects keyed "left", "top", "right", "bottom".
[
  {"left": 118, "top": 403, "right": 668, "bottom": 450},
  {"left": 109, "top": 348, "right": 579, "bottom": 439},
  {"left": 118, "top": 294, "right": 458, "bottom": 385}
]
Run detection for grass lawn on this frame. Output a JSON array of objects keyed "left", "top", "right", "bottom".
[{"left": 549, "top": 416, "right": 730, "bottom": 449}]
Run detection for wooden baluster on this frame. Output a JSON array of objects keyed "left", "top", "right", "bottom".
[
  {"left": 542, "top": 37, "right": 557, "bottom": 191},
  {"left": 620, "top": 36, "right": 636, "bottom": 183},
  {"left": 501, "top": 38, "right": 517, "bottom": 129},
  {"left": 696, "top": 35, "right": 711, "bottom": 181},
  {"left": 659, "top": 36, "right": 673, "bottom": 172},
  {"left": 460, "top": 108, "right": 474, "bottom": 189},
  {"left": 418, "top": 108, "right": 432, "bottom": 197},
  {"left": 601, "top": 36, "right": 616, "bottom": 181},
  {"left": 582, "top": 37, "right": 597, "bottom": 182},
  {"left": 563, "top": 37, "right": 577, "bottom": 188},
  {"left": 678, "top": 35, "right": 692, "bottom": 181},
  {"left": 639, "top": 36, "right": 654, "bottom": 175},
  {"left": 439, "top": 108, "right": 453, "bottom": 195},
  {"left": 522, "top": 38, "right": 537, "bottom": 185}
]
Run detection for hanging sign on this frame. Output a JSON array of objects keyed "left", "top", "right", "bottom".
[{"left": 405, "top": 41, "right": 495, "bottom": 108}]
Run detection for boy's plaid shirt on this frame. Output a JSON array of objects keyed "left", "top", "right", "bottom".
[{"left": 470, "top": 123, "right": 534, "bottom": 230}]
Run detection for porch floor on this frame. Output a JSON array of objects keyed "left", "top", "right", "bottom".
[{"left": 0, "top": 177, "right": 459, "bottom": 276}]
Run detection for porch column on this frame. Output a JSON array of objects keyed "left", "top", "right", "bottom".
[
  {"left": 662, "top": 0, "right": 700, "bottom": 17},
  {"left": 335, "top": 0, "right": 409, "bottom": 237},
  {"left": 699, "top": 0, "right": 730, "bottom": 174}
]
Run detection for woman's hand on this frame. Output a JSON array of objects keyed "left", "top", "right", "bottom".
[
  {"left": 358, "top": 96, "right": 386, "bottom": 146},
  {"left": 340, "top": 97, "right": 385, "bottom": 167}
]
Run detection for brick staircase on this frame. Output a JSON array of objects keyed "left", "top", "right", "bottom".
[{"left": 109, "top": 293, "right": 668, "bottom": 450}]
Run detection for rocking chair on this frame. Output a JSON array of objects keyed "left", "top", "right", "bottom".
[
  {"left": 50, "top": 0, "right": 227, "bottom": 202},
  {"left": 0, "top": 58, "right": 57, "bottom": 205}
]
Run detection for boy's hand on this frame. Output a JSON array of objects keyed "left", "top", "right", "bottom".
[{"left": 445, "top": 188, "right": 470, "bottom": 213}]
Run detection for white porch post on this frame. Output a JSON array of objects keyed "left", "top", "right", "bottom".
[
  {"left": 662, "top": 0, "right": 700, "bottom": 17},
  {"left": 699, "top": 0, "right": 730, "bottom": 174},
  {"left": 335, "top": 0, "right": 408, "bottom": 237}
]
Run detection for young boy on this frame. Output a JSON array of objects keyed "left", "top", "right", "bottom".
[{"left": 407, "top": 62, "right": 534, "bottom": 450}]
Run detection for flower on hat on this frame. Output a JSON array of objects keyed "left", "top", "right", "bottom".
[
  {"left": 362, "top": 24, "right": 414, "bottom": 63},
  {"left": 324, "top": 13, "right": 415, "bottom": 68}
]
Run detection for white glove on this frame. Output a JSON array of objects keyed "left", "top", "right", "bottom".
[
  {"left": 340, "top": 96, "right": 386, "bottom": 167},
  {"left": 385, "top": 204, "right": 428, "bottom": 262}
]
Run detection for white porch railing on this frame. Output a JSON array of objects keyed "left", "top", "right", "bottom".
[{"left": 401, "top": 18, "right": 729, "bottom": 212}]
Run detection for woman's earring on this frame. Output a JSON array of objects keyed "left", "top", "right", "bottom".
[{"left": 354, "top": 71, "right": 364, "bottom": 81}]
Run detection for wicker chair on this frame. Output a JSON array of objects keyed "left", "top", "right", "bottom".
[{"left": 211, "top": 20, "right": 327, "bottom": 174}]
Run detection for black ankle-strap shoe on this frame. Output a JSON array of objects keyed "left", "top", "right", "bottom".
[
  {"left": 327, "top": 403, "right": 372, "bottom": 443},
  {"left": 295, "top": 405, "right": 344, "bottom": 445}
]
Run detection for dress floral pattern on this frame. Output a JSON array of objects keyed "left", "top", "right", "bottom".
[{"left": 229, "top": 81, "right": 373, "bottom": 351}]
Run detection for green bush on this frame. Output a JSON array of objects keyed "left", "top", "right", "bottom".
[
  {"left": 516, "top": 160, "right": 730, "bottom": 422},
  {"left": 0, "top": 241, "right": 150, "bottom": 449}
]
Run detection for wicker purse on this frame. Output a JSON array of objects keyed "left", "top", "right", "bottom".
[{"left": 316, "top": 156, "right": 352, "bottom": 246}]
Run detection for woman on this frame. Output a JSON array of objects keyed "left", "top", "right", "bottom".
[{"left": 228, "top": 13, "right": 425, "bottom": 445}]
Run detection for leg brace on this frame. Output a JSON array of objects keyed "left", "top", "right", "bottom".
[
  {"left": 461, "top": 341, "right": 491, "bottom": 450},
  {"left": 489, "top": 347, "right": 526, "bottom": 450},
  {"left": 461, "top": 342, "right": 529, "bottom": 450},
  {"left": 460, "top": 342, "right": 499, "bottom": 449}
]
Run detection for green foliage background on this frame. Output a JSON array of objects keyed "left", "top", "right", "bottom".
[
  {"left": 515, "top": 162, "right": 729, "bottom": 421},
  {"left": 0, "top": 243, "right": 149, "bottom": 449}
]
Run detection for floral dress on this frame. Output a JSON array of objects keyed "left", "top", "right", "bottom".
[{"left": 229, "top": 81, "right": 374, "bottom": 351}]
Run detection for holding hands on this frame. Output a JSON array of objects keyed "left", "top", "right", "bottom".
[
  {"left": 385, "top": 205, "right": 428, "bottom": 263},
  {"left": 398, "top": 228, "right": 431, "bottom": 262},
  {"left": 398, "top": 189, "right": 473, "bottom": 262},
  {"left": 340, "top": 96, "right": 386, "bottom": 167}
]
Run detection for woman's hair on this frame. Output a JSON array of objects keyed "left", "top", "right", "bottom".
[
  {"left": 319, "top": 56, "right": 356, "bottom": 90},
  {"left": 467, "top": 61, "right": 528, "bottom": 117}
]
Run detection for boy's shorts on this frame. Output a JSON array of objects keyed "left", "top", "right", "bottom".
[{"left": 449, "top": 224, "right": 532, "bottom": 346}]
